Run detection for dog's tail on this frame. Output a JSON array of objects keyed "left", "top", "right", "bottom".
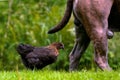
[{"left": 48, "top": 0, "right": 73, "bottom": 34}]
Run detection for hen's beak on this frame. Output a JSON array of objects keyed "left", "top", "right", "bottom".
[{"left": 61, "top": 46, "right": 64, "bottom": 49}]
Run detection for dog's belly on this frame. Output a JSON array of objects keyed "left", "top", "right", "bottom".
[{"left": 108, "top": 1, "right": 120, "bottom": 32}]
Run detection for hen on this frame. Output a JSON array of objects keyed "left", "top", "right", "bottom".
[{"left": 16, "top": 42, "right": 64, "bottom": 70}]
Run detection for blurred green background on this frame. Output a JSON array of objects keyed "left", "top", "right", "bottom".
[{"left": 0, "top": 0, "right": 120, "bottom": 71}]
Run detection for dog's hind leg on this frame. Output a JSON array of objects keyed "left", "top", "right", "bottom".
[
  {"left": 75, "top": 0, "right": 114, "bottom": 70},
  {"left": 69, "top": 18, "right": 90, "bottom": 71}
]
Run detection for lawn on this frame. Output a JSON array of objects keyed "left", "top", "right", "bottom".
[{"left": 0, "top": 70, "right": 120, "bottom": 80}]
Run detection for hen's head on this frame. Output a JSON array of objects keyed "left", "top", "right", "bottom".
[{"left": 50, "top": 42, "right": 64, "bottom": 50}]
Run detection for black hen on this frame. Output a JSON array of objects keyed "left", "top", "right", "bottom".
[{"left": 16, "top": 42, "right": 64, "bottom": 70}]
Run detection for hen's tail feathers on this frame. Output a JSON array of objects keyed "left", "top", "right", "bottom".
[
  {"left": 48, "top": 0, "right": 73, "bottom": 34},
  {"left": 16, "top": 43, "right": 34, "bottom": 56}
]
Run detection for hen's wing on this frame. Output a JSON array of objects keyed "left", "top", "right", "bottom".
[{"left": 26, "top": 47, "right": 57, "bottom": 66}]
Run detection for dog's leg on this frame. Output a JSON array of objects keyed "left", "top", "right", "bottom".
[
  {"left": 69, "top": 18, "right": 90, "bottom": 71},
  {"left": 75, "top": 0, "right": 114, "bottom": 70}
]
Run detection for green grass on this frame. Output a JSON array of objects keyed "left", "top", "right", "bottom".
[{"left": 0, "top": 70, "right": 120, "bottom": 80}]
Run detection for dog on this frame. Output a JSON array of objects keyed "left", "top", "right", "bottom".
[{"left": 48, "top": 0, "right": 120, "bottom": 71}]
